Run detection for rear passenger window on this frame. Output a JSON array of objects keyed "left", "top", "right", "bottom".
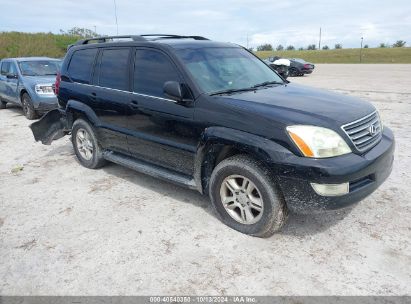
[
  {"left": 98, "top": 48, "right": 130, "bottom": 91},
  {"left": 133, "top": 49, "right": 181, "bottom": 98},
  {"left": 68, "top": 48, "right": 98, "bottom": 84},
  {"left": 1, "top": 62, "right": 10, "bottom": 75}
]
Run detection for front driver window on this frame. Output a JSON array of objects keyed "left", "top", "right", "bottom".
[{"left": 133, "top": 49, "right": 181, "bottom": 98}]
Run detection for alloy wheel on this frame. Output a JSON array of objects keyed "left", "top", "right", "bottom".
[
  {"left": 76, "top": 128, "right": 94, "bottom": 160},
  {"left": 220, "top": 175, "right": 264, "bottom": 225}
]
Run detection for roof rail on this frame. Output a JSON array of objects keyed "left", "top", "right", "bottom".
[
  {"left": 141, "top": 34, "right": 209, "bottom": 41},
  {"left": 70, "top": 34, "right": 210, "bottom": 49},
  {"left": 74, "top": 35, "right": 146, "bottom": 46}
]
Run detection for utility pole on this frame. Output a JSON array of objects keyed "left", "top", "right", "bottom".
[
  {"left": 246, "top": 33, "right": 249, "bottom": 49},
  {"left": 318, "top": 27, "right": 322, "bottom": 50},
  {"left": 94, "top": 25, "right": 97, "bottom": 34},
  {"left": 360, "top": 37, "right": 364, "bottom": 63},
  {"left": 113, "top": 0, "right": 119, "bottom": 35}
]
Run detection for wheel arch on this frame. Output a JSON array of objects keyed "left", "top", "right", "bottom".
[
  {"left": 19, "top": 88, "right": 30, "bottom": 102},
  {"left": 194, "top": 127, "right": 291, "bottom": 194},
  {"left": 65, "top": 99, "right": 100, "bottom": 128}
]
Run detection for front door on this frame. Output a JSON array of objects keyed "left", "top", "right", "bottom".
[{"left": 127, "top": 48, "right": 197, "bottom": 176}]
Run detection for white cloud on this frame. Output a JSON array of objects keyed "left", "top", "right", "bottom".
[{"left": 0, "top": 0, "right": 410, "bottom": 47}]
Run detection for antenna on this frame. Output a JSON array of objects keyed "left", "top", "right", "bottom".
[{"left": 113, "top": 0, "right": 119, "bottom": 35}]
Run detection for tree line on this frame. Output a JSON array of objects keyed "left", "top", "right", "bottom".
[{"left": 255, "top": 40, "right": 407, "bottom": 51}]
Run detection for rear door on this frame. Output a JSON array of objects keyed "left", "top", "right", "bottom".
[
  {"left": 91, "top": 47, "right": 132, "bottom": 154},
  {"left": 126, "top": 47, "right": 197, "bottom": 175}
]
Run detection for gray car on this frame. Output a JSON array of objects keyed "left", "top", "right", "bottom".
[{"left": 0, "top": 57, "right": 61, "bottom": 119}]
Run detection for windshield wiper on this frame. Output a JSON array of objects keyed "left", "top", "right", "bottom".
[
  {"left": 209, "top": 87, "right": 256, "bottom": 96},
  {"left": 252, "top": 81, "right": 284, "bottom": 88}
]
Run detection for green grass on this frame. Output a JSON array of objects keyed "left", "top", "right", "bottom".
[
  {"left": 256, "top": 47, "right": 411, "bottom": 63},
  {"left": 1, "top": 31, "right": 411, "bottom": 63},
  {"left": 0, "top": 32, "right": 80, "bottom": 59}
]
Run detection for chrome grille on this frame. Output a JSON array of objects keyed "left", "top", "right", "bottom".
[{"left": 342, "top": 111, "right": 382, "bottom": 152}]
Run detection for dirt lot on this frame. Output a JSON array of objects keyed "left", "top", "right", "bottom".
[{"left": 0, "top": 64, "right": 410, "bottom": 295}]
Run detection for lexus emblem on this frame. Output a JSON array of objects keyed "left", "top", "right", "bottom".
[{"left": 368, "top": 124, "right": 377, "bottom": 136}]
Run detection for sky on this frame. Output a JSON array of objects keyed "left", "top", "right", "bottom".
[{"left": 1, "top": 0, "right": 410, "bottom": 49}]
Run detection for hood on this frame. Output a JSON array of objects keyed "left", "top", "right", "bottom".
[
  {"left": 273, "top": 58, "right": 291, "bottom": 66},
  {"left": 219, "top": 83, "right": 375, "bottom": 127},
  {"left": 23, "top": 75, "right": 56, "bottom": 86}
]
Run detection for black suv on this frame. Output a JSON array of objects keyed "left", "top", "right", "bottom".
[{"left": 31, "top": 35, "right": 394, "bottom": 237}]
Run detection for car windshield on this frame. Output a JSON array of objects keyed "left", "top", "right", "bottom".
[
  {"left": 176, "top": 47, "right": 284, "bottom": 94},
  {"left": 18, "top": 60, "right": 61, "bottom": 76}
]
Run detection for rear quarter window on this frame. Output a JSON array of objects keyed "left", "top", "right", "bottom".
[{"left": 68, "top": 48, "right": 98, "bottom": 84}]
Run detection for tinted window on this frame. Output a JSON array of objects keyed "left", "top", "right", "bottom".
[
  {"left": 133, "top": 49, "right": 180, "bottom": 97},
  {"left": 68, "top": 48, "right": 98, "bottom": 84},
  {"left": 1, "top": 62, "right": 10, "bottom": 75},
  {"left": 98, "top": 48, "right": 130, "bottom": 90}
]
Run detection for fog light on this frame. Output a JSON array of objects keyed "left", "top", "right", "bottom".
[{"left": 310, "top": 182, "right": 349, "bottom": 196}]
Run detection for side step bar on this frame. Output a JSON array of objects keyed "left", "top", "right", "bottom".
[{"left": 103, "top": 151, "right": 197, "bottom": 190}]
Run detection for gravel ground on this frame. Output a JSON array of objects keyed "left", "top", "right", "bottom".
[{"left": 0, "top": 64, "right": 410, "bottom": 295}]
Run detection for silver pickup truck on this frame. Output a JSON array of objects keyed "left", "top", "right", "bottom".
[{"left": 0, "top": 57, "right": 61, "bottom": 119}]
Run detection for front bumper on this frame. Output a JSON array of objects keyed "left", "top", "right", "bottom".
[
  {"left": 36, "top": 101, "right": 58, "bottom": 114},
  {"left": 276, "top": 127, "right": 395, "bottom": 214},
  {"left": 31, "top": 94, "right": 58, "bottom": 114}
]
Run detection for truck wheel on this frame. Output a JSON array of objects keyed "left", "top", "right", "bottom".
[
  {"left": 21, "top": 93, "right": 38, "bottom": 120},
  {"left": 0, "top": 100, "right": 6, "bottom": 109},
  {"left": 72, "top": 119, "right": 107, "bottom": 169},
  {"left": 209, "top": 155, "right": 288, "bottom": 237}
]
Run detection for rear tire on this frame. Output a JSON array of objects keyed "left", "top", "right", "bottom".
[
  {"left": 288, "top": 67, "right": 299, "bottom": 77},
  {"left": 21, "top": 93, "right": 38, "bottom": 120},
  {"left": 209, "top": 154, "right": 288, "bottom": 238},
  {"left": 72, "top": 119, "right": 107, "bottom": 169},
  {"left": 0, "top": 100, "right": 6, "bottom": 109}
]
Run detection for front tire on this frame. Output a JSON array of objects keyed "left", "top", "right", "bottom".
[
  {"left": 72, "top": 119, "right": 107, "bottom": 169},
  {"left": 21, "top": 93, "right": 38, "bottom": 120},
  {"left": 209, "top": 155, "right": 288, "bottom": 237}
]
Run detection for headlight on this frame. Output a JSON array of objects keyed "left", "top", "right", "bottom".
[
  {"left": 287, "top": 125, "right": 351, "bottom": 158},
  {"left": 35, "top": 84, "right": 54, "bottom": 95}
]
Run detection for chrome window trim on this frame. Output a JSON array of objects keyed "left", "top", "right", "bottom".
[{"left": 74, "top": 82, "right": 177, "bottom": 103}]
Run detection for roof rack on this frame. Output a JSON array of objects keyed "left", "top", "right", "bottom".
[
  {"left": 141, "top": 34, "right": 209, "bottom": 41},
  {"left": 74, "top": 35, "right": 146, "bottom": 46},
  {"left": 73, "top": 34, "right": 209, "bottom": 46}
]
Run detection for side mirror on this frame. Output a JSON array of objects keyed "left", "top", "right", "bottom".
[
  {"left": 163, "top": 81, "right": 191, "bottom": 104},
  {"left": 6, "top": 74, "right": 18, "bottom": 79}
]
